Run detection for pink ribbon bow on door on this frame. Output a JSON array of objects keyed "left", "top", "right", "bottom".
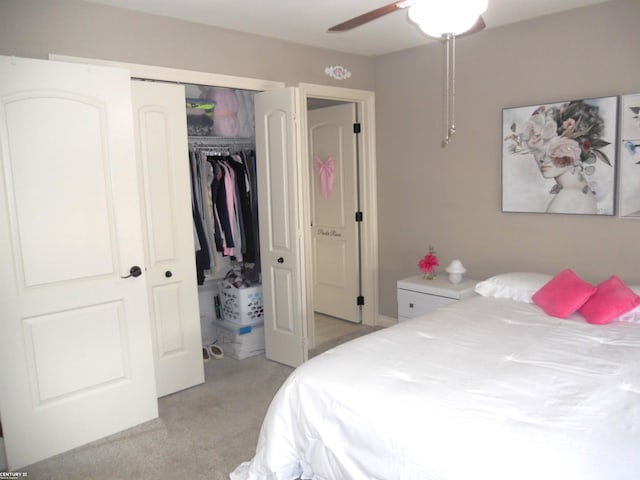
[{"left": 313, "top": 156, "right": 335, "bottom": 199}]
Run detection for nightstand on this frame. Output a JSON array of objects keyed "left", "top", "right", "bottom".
[{"left": 397, "top": 275, "right": 477, "bottom": 322}]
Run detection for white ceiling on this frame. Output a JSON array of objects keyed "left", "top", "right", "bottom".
[{"left": 84, "top": 0, "right": 615, "bottom": 56}]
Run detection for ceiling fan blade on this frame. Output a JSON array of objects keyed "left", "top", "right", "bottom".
[
  {"left": 456, "top": 15, "right": 486, "bottom": 38},
  {"left": 328, "top": 1, "right": 414, "bottom": 32}
]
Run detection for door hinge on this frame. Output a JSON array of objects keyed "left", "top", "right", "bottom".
[
  {"left": 353, "top": 122, "right": 361, "bottom": 134},
  {"left": 357, "top": 295, "right": 365, "bottom": 306},
  {"left": 355, "top": 211, "right": 363, "bottom": 222}
]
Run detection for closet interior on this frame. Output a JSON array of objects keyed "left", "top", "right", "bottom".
[{"left": 184, "top": 83, "right": 265, "bottom": 361}]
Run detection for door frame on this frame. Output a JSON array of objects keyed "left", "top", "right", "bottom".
[
  {"left": 49, "top": 55, "right": 379, "bottom": 352},
  {"left": 299, "top": 84, "right": 378, "bottom": 349}
]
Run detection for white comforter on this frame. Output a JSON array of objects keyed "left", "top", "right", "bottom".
[{"left": 231, "top": 296, "right": 640, "bottom": 480}]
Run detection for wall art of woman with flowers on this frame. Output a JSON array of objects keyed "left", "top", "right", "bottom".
[{"left": 502, "top": 97, "right": 617, "bottom": 215}]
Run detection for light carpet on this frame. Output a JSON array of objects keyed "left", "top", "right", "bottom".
[
  {"left": 23, "top": 355, "right": 292, "bottom": 480},
  {"left": 309, "top": 325, "right": 383, "bottom": 358},
  {"left": 20, "top": 325, "right": 381, "bottom": 479}
]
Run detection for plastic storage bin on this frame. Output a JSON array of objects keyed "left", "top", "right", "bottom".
[
  {"left": 215, "top": 319, "right": 265, "bottom": 360},
  {"left": 220, "top": 280, "right": 264, "bottom": 325}
]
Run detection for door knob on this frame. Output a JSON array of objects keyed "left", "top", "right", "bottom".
[
  {"left": 121, "top": 265, "right": 142, "bottom": 278},
  {"left": 165, "top": 270, "right": 173, "bottom": 278},
  {"left": 277, "top": 257, "right": 284, "bottom": 263}
]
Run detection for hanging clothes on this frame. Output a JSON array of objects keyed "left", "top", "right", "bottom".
[
  {"left": 189, "top": 143, "right": 260, "bottom": 284},
  {"left": 210, "top": 157, "right": 235, "bottom": 255},
  {"left": 190, "top": 152, "right": 210, "bottom": 284},
  {"left": 228, "top": 152, "right": 258, "bottom": 264}
]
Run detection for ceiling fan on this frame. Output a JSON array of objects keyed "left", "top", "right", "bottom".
[
  {"left": 328, "top": 1, "right": 486, "bottom": 37},
  {"left": 328, "top": 1, "right": 489, "bottom": 146}
]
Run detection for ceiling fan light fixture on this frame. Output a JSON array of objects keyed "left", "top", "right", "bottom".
[{"left": 408, "top": 0, "right": 487, "bottom": 37}]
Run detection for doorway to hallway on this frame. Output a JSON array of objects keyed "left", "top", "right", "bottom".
[{"left": 307, "top": 98, "right": 363, "bottom": 346}]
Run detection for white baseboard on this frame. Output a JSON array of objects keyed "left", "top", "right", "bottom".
[{"left": 376, "top": 314, "right": 398, "bottom": 328}]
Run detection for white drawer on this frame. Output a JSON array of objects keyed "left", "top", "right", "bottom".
[{"left": 397, "top": 288, "right": 457, "bottom": 320}]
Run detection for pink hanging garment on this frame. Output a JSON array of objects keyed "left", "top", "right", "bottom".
[{"left": 313, "top": 156, "right": 335, "bottom": 199}]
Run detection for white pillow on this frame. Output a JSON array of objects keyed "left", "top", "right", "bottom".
[
  {"left": 474, "top": 272, "right": 553, "bottom": 303},
  {"left": 617, "top": 286, "right": 640, "bottom": 323},
  {"left": 593, "top": 285, "right": 640, "bottom": 324},
  {"left": 615, "top": 304, "right": 640, "bottom": 324}
]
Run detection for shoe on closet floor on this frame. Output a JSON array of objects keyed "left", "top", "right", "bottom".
[{"left": 207, "top": 344, "right": 224, "bottom": 359}]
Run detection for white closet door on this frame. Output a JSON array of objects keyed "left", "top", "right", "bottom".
[
  {"left": 0, "top": 56, "right": 157, "bottom": 469},
  {"left": 131, "top": 80, "right": 204, "bottom": 397},
  {"left": 255, "top": 87, "right": 308, "bottom": 367}
]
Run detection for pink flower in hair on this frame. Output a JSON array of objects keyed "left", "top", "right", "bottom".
[{"left": 547, "top": 136, "right": 580, "bottom": 168}]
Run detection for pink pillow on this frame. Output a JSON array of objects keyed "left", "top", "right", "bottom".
[
  {"left": 532, "top": 269, "right": 596, "bottom": 318},
  {"left": 578, "top": 275, "right": 640, "bottom": 325}
]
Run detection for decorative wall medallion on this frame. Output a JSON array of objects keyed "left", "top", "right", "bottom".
[{"left": 324, "top": 65, "right": 351, "bottom": 80}]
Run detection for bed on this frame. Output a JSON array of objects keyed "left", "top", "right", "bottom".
[{"left": 231, "top": 273, "right": 640, "bottom": 480}]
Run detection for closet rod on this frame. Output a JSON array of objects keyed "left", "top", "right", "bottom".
[{"left": 188, "top": 136, "right": 255, "bottom": 147}]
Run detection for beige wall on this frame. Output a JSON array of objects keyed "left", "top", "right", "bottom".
[
  {"left": 0, "top": 0, "right": 374, "bottom": 89},
  {"left": 375, "top": 0, "right": 640, "bottom": 316},
  {"left": 2, "top": 0, "right": 639, "bottom": 319}
]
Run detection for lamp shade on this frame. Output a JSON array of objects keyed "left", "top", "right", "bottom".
[
  {"left": 446, "top": 259, "right": 466, "bottom": 274},
  {"left": 446, "top": 259, "right": 467, "bottom": 285},
  {"left": 408, "top": 0, "right": 488, "bottom": 37}
]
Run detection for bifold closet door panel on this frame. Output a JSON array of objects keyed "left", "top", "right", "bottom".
[
  {"left": 255, "top": 87, "right": 308, "bottom": 367},
  {"left": 131, "top": 80, "right": 205, "bottom": 398},
  {"left": 0, "top": 56, "right": 157, "bottom": 470}
]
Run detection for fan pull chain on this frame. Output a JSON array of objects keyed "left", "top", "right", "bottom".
[
  {"left": 442, "top": 33, "right": 456, "bottom": 147},
  {"left": 450, "top": 33, "right": 456, "bottom": 139},
  {"left": 442, "top": 33, "right": 449, "bottom": 146}
]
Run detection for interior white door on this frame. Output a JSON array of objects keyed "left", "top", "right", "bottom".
[
  {"left": 0, "top": 56, "right": 158, "bottom": 469},
  {"left": 255, "top": 87, "right": 307, "bottom": 367},
  {"left": 130, "top": 80, "right": 204, "bottom": 398},
  {"left": 308, "top": 103, "right": 360, "bottom": 323}
]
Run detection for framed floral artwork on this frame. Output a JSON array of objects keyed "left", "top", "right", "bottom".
[
  {"left": 618, "top": 93, "right": 640, "bottom": 217},
  {"left": 502, "top": 96, "right": 618, "bottom": 215}
]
